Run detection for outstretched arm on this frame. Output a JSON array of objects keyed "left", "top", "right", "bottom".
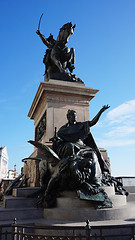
[
  {"left": 36, "top": 30, "right": 51, "bottom": 48},
  {"left": 89, "top": 105, "right": 110, "bottom": 127}
]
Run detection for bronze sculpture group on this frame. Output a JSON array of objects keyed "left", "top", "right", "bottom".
[{"left": 29, "top": 105, "right": 112, "bottom": 208}]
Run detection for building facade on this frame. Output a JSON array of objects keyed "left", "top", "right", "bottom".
[{"left": 0, "top": 146, "right": 8, "bottom": 179}]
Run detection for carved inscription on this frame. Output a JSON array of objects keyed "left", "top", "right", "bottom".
[{"left": 35, "top": 111, "right": 46, "bottom": 141}]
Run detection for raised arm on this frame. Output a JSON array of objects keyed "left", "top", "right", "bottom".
[
  {"left": 89, "top": 105, "right": 110, "bottom": 127},
  {"left": 36, "top": 13, "right": 52, "bottom": 48},
  {"left": 36, "top": 30, "right": 51, "bottom": 48}
]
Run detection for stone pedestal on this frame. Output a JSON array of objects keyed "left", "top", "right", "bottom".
[{"left": 28, "top": 80, "right": 99, "bottom": 146}]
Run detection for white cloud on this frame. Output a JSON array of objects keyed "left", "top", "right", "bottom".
[
  {"left": 106, "top": 126, "right": 135, "bottom": 137},
  {"left": 107, "top": 99, "right": 135, "bottom": 124},
  {"left": 95, "top": 99, "right": 135, "bottom": 148},
  {"left": 97, "top": 138, "right": 135, "bottom": 148}
]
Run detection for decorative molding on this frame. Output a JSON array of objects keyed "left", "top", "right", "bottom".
[{"left": 47, "top": 95, "right": 90, "bottom": 105}]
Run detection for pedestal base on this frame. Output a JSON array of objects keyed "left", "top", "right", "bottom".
[{"left": 43, "top": 186, "right": 128, "bottom": 222}]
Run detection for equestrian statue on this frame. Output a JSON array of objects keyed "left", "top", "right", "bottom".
[{"left": 36, "top": 14, "right": 83, "bottom": 83}]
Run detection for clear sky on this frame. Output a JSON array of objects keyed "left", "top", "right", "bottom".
[{"left": 0, "top": 0, "right": 135, "bottom": 176}]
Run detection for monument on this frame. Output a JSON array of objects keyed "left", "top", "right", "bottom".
[{"left": 22, "top": 16, "right": 128, "bottom": 219}]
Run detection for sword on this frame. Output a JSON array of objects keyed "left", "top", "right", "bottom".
[{"left": 38, "top": 13, "right": 43, "bottom": 31}]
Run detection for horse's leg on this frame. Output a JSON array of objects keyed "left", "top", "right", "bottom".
[
  {"left": 51, "top": 49, "right": 65, "bottom": 73},
  {"left": 70, "top": 48, "right": 75, "bottom": 64},
  {"left": 66, "top": 48, "right": 75, "bottom": 73},
  {"left": 46, "top": 65, "right": 51, "bottom": 80}
]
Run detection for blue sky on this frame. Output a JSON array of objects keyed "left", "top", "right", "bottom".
[{"left": 0, "top": 0, "right": 135, "bottom": 176}]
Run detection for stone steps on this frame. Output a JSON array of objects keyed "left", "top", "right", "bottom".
[
  {"left": 3, "top": 196, "right": 38, "bottom": 208},
  {"left": 4, "top": 187, "right": 40, "bottom": 209},
  {"left": 12, "top": 187, "right": 40, "bottom": 197},
  {"left": 1, "top": 186, "right": 134, "bottom": 223},
  {"left": 0, "top": 187, "right": 43, "bottom": 223},
  {"left": 0, "top": 207, "right": 43, "bottom": 222}
]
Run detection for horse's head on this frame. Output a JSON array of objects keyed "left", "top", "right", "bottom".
[{"left": 57, "top": 22, "right": 76, "bottom": 43}]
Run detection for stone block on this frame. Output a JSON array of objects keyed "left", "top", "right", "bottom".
[
  {"left": 12, "top": 187, "right": 40, "bottom": 197},
  {"left": 3, "top": 196, "right": 37, "bottom": 208}
]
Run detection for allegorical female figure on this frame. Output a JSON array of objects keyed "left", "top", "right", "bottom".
[{"left": 52, "top": 105, "right": 110, "bottom": 173}]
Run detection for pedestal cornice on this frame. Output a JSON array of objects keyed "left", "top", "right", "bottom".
[{"left": 28, "top": 80, "right": 99, "bottom": 120}]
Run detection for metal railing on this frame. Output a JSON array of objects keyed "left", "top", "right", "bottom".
[
  {"left": 91, "top": 224, "right": 135, "bottom": 239},
  {"left": 0, "top": 219, "right": 135, "bottom": 240}
]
